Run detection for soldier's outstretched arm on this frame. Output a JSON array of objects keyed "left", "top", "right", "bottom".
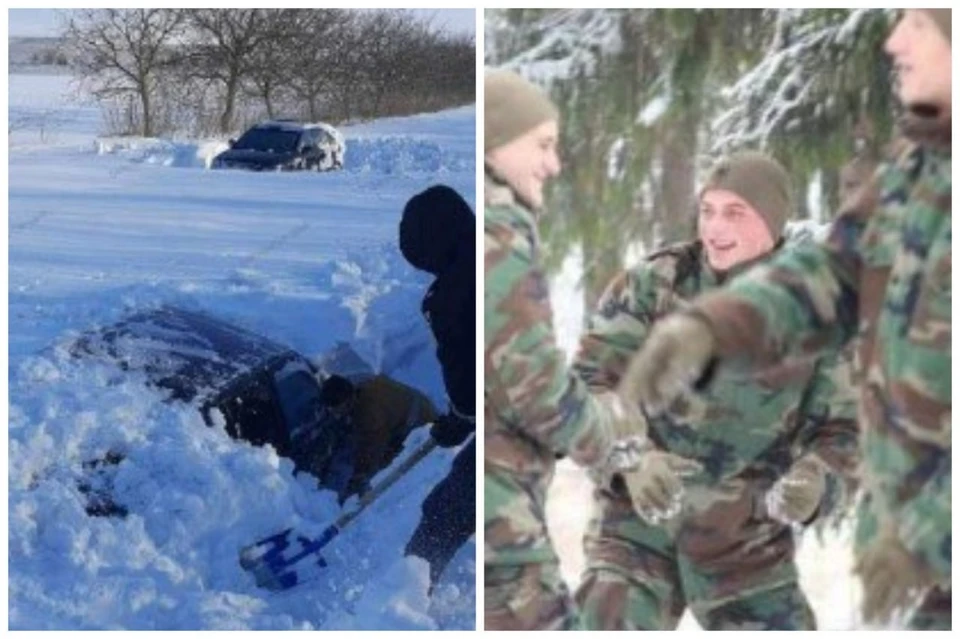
[
  {"left": 692, "top": 172, "right": 884, "bottom": 370},
  {"left": 485, "top": 221, "right": 631, "bottom": 467}
]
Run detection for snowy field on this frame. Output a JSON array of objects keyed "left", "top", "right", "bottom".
[
  {"left": 546, "top": 246, "right": 863, "bottom": 630},
  {"left": 8, "top": 71, "right": 476, "bottom": 630}
]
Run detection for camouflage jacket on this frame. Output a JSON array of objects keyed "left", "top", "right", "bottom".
[
  {"left": 575, "top": 240, "right": 859, "bottom": 518},
  {"left": 693, "top": 112, "right": 951, "bottom": 585},
  {"left": 485, "top": 170, "right": 622, "bottom": 566}
]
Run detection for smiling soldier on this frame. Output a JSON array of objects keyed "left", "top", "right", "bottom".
[{"left": 573, "top": 151, "right": 859, "bottom": 630}]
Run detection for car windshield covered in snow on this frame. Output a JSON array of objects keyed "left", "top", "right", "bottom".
[{"left": 233, "top": 127, "right": 301, "bottom": 153}]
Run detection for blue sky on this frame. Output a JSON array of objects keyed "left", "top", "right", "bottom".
[{"left": 9, "top": 8, "right": 476, "bottom": 38}]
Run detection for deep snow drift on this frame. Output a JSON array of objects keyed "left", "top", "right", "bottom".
[{"left": 8, "top": 71, "right": 476, "bottom": 630}]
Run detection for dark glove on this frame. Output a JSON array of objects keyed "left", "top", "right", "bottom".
[
  {"left": 430, "top": 413, "right": 473, "bottom": 448},
  {"left": 338, "top": 475, "right": 370, "bottom": 506}
]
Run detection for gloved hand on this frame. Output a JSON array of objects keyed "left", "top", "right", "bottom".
[
  {"left": 338, "top": 475, "right": 371, "bottom": 506},
  {"left": 854, "top": 520, "right": 933, "bottom": 627},
  {"left": 619, "top": 449, "right": 703, "bottom": 525},
  {"left": 765, "top": 456, "right": 827, "bottom": 526},
  {"left": 618, "top": 312, "right": 717, "bottom": 414},
  {"left": 594, "top": 390, "right": 646, "bottom": 441},
  {"left": 430, "top": 413, "right": 473, "bottom": 448}
]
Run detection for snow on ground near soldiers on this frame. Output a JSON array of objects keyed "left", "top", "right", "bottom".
[{"left": 8, "top": 72, "right": 476, "bottom": 630}]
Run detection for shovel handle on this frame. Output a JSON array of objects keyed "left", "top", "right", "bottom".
[{"left": 333, "top": 434, "right": 438, "bottom": 532}]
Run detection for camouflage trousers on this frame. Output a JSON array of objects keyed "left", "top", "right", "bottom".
[
  {"left": 576, "top": 478, "right": 815, "bottom": 630},
  {"left": 855, "top": 495, "right": 952, "bottom": 630},
  {"left": 485, "top": 561, "right": 581, "bottom": 630}
]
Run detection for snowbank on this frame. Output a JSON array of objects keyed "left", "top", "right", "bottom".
[{"left": 9, "top": 70, "right": 476, "bottom": 630}]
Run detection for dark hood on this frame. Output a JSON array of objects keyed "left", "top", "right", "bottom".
[{"left": 399, "top": 185, "right": 475, "bottom": 276}]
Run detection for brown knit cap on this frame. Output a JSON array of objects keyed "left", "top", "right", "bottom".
[
  {"left": 485, "top": 70, "right": 560, "bottom": 152},
  {"left": 700, "top": 151, "right": 793, "bottom": 239},
  {"left": 924, "top": 9, "right": 951, "bottom": 43}
]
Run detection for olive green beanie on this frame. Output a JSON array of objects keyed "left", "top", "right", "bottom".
[
  {"left": 700, "top": 151, "right": 793, "bottom": 239},
  {"left": 485, "top": 70, "right": 560, "bottom": 152}
]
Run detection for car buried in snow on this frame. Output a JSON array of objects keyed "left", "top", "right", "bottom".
[
  {"left": 211, "top": 120, "right": 345, "bottom": 172},
  {"left": 69, "top": 305, "right": 368, "bottom": 515}
]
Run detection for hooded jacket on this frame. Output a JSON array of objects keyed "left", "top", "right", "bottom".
[{"left": 399, "top": 185, "right": 476, "bottom": 420}]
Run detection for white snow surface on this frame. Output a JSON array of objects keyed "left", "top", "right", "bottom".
[{"left": 8, "top": 72, "right": 476, "bottom": 630}]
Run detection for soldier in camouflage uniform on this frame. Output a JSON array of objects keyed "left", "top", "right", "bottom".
[
  {"left": 484, "top": 70, "right": 663, "bottom": 630},
  {"left": 573, "top": 151, "right": 860, "bottom": 630},
  {"left": 622, "top": 9, "right": 951, "bottom": 629}
]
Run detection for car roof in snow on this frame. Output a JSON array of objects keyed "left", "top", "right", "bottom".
[
  {"left": 70, "top": 305, "right": 301, "bottom": 402},
  {"left": 251, "top": 120, "right": 342, "bottom": 142},
  {"left": 254, "top": 120, "right": 309, "bottom": 132}
]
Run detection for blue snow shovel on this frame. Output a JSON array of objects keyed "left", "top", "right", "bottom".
[{"left": 239, "top": 435, "right": 438, "bottom": 591}]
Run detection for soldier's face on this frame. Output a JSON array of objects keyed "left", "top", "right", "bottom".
[
  {"left": 485, "top": 120, "right": 562, "bottom": 209},
  {"left": 698, "top": 189, "right": 775, "bottom": 272},
  {"left": 885, "top": 10, "right": 952, "bottom": 109}
]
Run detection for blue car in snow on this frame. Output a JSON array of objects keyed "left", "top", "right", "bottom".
[
  {"left": 211, "top": 120, "right": 345, "bottom": 172},
  {"left": 70, "top": 305, "right": 363, "bottom": 516}
]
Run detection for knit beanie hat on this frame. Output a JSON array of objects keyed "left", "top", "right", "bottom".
[
  {"left": 924, "top": 9, "right": 951, "bottom": 43},
  {"left": 700, "top": 151, "right": 793, "bottom": 239},
  {"left": 485, "top": 70, "right": 560, "bottom": 152}
]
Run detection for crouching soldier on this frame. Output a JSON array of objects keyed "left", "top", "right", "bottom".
[
  {"left": 620, "top": 9, "right": 951, "bottom": 629},
  {"left": 317, "top": 373, "right": 437, "bottom": 504},
  {"left": 573, "top": 151, "right": 859, "bottom": 630}
]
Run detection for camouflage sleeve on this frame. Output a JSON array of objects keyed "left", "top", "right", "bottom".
[
  {"left": 691, "top": 170, "right": 883, "bottom": 368},
  {"left": 794, "top": 351, "right": 860, "bottom": 521},
  {"left": 899, "top": 456, "right": 951, "bottom": 583},
  {"left": 573, "top": 266, "right": 659, "bottom": 391},
  {"left": 485, "top": 214, "right": 614, "bottom": 467}
]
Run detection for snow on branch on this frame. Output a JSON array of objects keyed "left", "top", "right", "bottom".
[
  {"left": 491, "top": 9, "right": 625, "bottom": 88},
  {"left": 710, "top": 9, "right": 876, "bottom": 154}
]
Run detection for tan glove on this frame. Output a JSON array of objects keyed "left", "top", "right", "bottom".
[
  {"left": 592, "top": 391, "right": 650, "bottom": 472},
  {"left": 854, "top": 520, "right": 934, "bottom": 627},
  {"left": 618, "top": 313, "right": 716, "bottom": 415},
  {"left": 586, "top": 391, "right": 648, "bottom": 488},
  {"left": 620, "top": 450, "right": 703, "bottom": 525},
  {"left": 764, "top": 456, "right": 827, "bottom": 526}
]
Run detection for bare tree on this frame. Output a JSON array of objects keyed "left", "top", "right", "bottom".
[
  {"left": 242, "top": 9, "right": 304, "bottom": 119},
  {"left": 285, "top": 10, "right": 353, "bottom": 121},
  {"left": 182, "top": 9, "right": 284, "bottom": 133},
  {"left": 63, "top": 9, "right": 184, "bottom": 136}
]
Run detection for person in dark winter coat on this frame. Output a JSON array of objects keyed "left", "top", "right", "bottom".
[{"left": 398, "top": 184, "right": 477, "bottom": 591}]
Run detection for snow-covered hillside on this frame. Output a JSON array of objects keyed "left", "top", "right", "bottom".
[{"left": 8, "top": 72, "right": 476, "bottom": 630}]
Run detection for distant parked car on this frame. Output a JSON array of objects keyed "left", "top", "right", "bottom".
[
  {"left": 211, "top": 120, "right": 345, "bottom": 172},
  {"left": 69, "top": 306, "right": 361, "bottom": 515}
]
